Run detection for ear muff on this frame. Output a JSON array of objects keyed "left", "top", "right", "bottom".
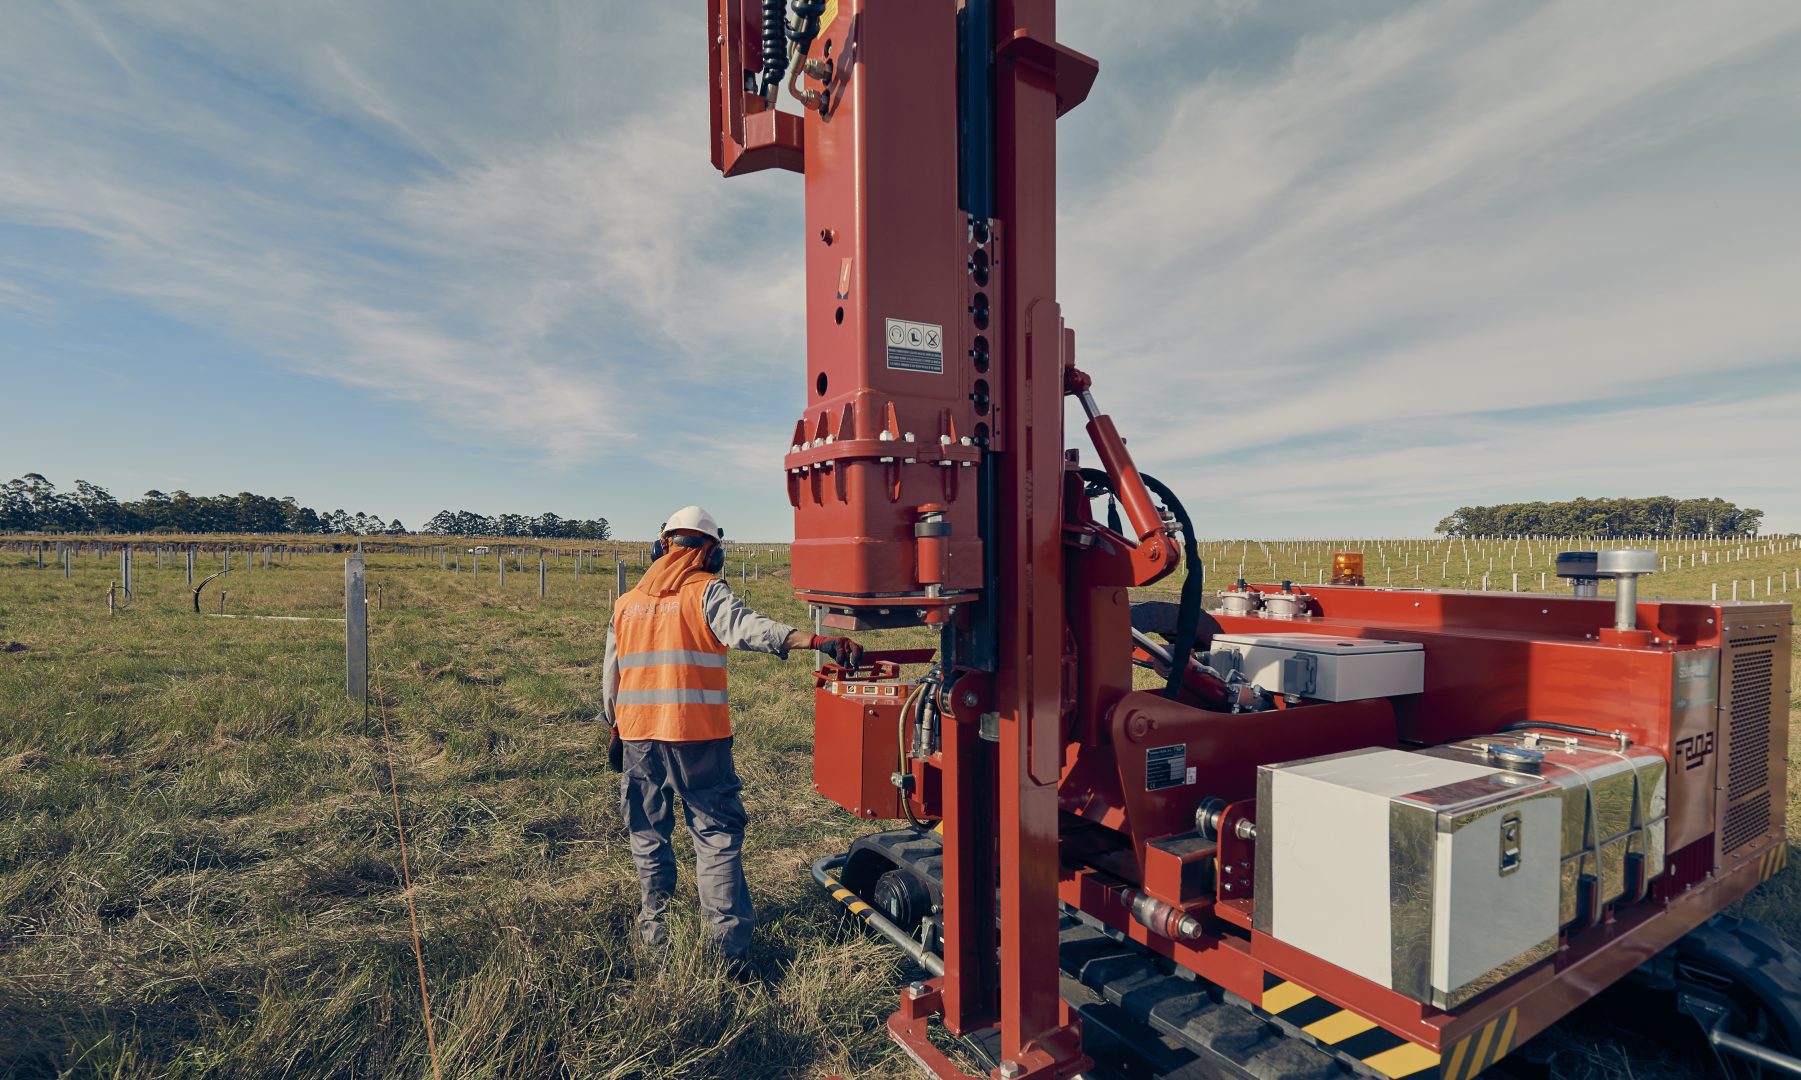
[{"left": 664, "top": 534, "right": 725, "bottom": 573}]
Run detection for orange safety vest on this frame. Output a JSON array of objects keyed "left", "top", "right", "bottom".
[{"left": 611, "top": 576, "right": 731, "bottom": 741}]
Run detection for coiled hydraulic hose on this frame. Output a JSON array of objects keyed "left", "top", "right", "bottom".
[
  {"left": 1081, "top": 467, "right": 1204, "bottom": 700},
  {"left": 757, "top": 0, "right": 828, "bottom": 101},
  {"left": 757, "top": 0, "right": 789, "bottom": 99}
]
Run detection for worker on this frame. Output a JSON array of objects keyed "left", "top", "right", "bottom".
[{"left": 602, "top": 505, "right": 863, "bottom": 976}]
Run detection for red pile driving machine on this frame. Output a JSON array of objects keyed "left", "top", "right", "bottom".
[{"left": 706, "top": 2, "right": 1799, "bottom": 1077}]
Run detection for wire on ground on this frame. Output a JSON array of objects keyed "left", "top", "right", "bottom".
[{"left": 370, "top": 660, "right": 444, "bottom": 1080}]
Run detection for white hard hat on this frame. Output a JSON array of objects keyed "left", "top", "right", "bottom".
[{"left": 661, "top": 505, "right": 723, "bottom": 539}]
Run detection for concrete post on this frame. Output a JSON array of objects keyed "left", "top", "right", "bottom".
[{"left": 346, "top": 556, "right": 367, "bottom": 705}]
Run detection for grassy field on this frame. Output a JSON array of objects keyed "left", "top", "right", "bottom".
[
  {"left": 0, "top": 534, "right": 1794, "bottom": 1079},
  {"left": 0, "top": 542, "right": 922, "bottom": 1079}
]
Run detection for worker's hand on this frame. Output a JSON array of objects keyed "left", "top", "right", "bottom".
[{"left": 810, "top": 634, "right": 865, "bottom": 669}]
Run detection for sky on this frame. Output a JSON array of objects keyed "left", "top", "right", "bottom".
[{"left": 2, "top": 1, "right": 1798, "bottom": 540}]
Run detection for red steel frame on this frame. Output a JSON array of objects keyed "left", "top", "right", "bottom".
[
  {"left": 1052, "top": 537, "right": 1791, "bottom": 1068},
  {"left": 708, "top": 4, "right": 1793, "bottom": 1077},
  {"left": 712, "top": 2, "right": 1103, "bottom": 1074},
  {"left": 986, "top": 0, "right": 1079, "bottom": 1071}
]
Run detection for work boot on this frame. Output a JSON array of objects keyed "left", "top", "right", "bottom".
[
  {"left": 637, "top": 898, "right": 671, "bottom": 952},
  {"left": 638, "top": 936, "right": 670, "bottom": 966},
  {"left": 724, "top": 956, "right": 762, "bottom": 985}
]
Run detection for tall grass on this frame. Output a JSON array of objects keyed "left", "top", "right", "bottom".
[
  {"left": 0, "top": 548, "right": 912, "bottom": 1078},
  {"left": 0, "top": 537, "right": 1793, "bottom": 1078}
]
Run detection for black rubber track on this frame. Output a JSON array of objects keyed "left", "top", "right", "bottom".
[
  {"left": 1059, "top": 917, "right": 1351, "bottom": 1080},
  {"left": 1676, "top": 916, "right": 1801, "bottom": 1041}
]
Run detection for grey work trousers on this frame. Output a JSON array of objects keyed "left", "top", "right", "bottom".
[{"left": 618, "top": 736, "right": 754, "bottom": 959}]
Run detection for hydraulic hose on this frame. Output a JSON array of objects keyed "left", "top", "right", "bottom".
[
  {"left": 1501, "top": 720, "right": 1630, "bottom": 746},
  {"left": 897, "top": 679, "right": 929, "bottom": 830},
  {"left": 1080, "top": 467, "right": 1204, "bottom": 701},
  {"left": 1139, "top": 471, "right": 1205, "bottom": 701},
  {"left": 757, "top": 0, "right": 789, "bottom": 99},
  {"left": 787, "top": 0, "right": 827, "bottom": 51}
]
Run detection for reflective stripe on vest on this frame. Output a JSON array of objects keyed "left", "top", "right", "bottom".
[
  {"left": 613, "top": 578, "right": 731, "bottom": 741},
  {"left": 617, "top": 649, "right": 729, "bottom": 671}
]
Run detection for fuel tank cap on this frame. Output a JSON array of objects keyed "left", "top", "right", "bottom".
[{"left": 1487, "top": 744, "right": 1545, "bottom": 774}]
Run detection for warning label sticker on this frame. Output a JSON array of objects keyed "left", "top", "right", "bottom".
[
  {"left": 1146, "top": 744, "right": 1187, "bottom": 791},
  {"left": 885, "top": 318, "right": 944, "bottom": 374}
]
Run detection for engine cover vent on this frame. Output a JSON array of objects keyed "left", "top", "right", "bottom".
[
  {"left": 1723, "top": 791, "right": 1773, "bottom": 855},
  {"left": 1716, "top": 618, "right": 1789, "bottom": 861},
  {"left": 1726, "top": 645, "right": 1775, "bottom": 803}
]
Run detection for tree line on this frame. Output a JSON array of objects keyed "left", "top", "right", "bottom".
[
  {"left": 1435, "top": 497, "right": 1762, "bottom": 538},
  {"left": 1, "top": 473, "right": 611, "bottom": 539},
  {"left": 1, "top": 473, "right": 402, "bottom": 535},
  {"left": 421, "top": 510, "right": 611, "bottom": 540}
]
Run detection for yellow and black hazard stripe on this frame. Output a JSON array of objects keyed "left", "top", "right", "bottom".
[
  {"left": 1440, "top": 1009, "right": 1519, "bottom": 1080},
  {"left": 1758, "top": 843, "right": 1790, "bottom": 882},
  {"left": 1259, "top": 974, "right": 1439, "bottom": 1078},
  {"left": 820, "top": 871, "right": 880, "bottom": 922},
  {"left": 1259, "top": 973, "right": 1519, "bottom": 1080}
]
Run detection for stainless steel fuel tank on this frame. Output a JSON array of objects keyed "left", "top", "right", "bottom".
[
  {"left": 1421, "top": 731, "right": 1667, "bottom": 929},
  {"left": 1254, "top": 733, "right": 1669, "bottom": 1009}
]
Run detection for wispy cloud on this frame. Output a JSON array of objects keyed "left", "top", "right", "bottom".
[
  {"left": 0, "top": 2, "right": 799, "bottom": 468},
  {"left": 1, "top": 2, "right": 1796, "bottom": 535},
  {"left": 1059, "top": 1, "right": 1801, "bottom": 530},
  {"left": 0, "top": 277, "right": 46, "bottom": 315}
]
